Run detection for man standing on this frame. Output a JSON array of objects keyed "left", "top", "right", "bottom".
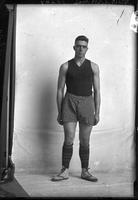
[{"left": 52, "top": 35, "right": 101, "bottom": 182}]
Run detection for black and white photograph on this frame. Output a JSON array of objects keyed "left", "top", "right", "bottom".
[{"left": 0, "top": 1, "right": 137, "bottom": 198}]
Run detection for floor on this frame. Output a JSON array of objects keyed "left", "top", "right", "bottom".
[
  {"left": 14, "top": 169, "right": 134, "bottom": 198},
  {"left": 0, "top": 178, "right": 29, "bottom": 197}
]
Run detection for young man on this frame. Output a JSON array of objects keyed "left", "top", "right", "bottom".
[{"left": 51, "top": 35, "right": 101, "bottom": 182}]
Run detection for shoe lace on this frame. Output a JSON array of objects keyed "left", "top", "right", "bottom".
[
  {"left": 85, "top": 168, "right": 93, "bottom": 176},
  {"left": 60, "top": 167, "right": 67, "bottom": 173}
]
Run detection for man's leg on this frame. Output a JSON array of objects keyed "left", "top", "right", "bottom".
[
  {"left": 51, "top": 122, "right": 77, "bottom": 181},
  {"left": 79, "top": 123, "right": 98, "bottom": 182},
  {"left": 79, "top": 123, "right": 92, "bottom": 169},
  {"left": 62, "top": 122, "right": 77, "bottom": 168}
]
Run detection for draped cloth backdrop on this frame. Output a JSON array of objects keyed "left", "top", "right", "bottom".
[{"left": 13, "top": 5, "right": 135, "bottom": 177}]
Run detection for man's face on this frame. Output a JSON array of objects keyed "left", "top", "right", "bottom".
[{"left": 74, "top": 40, "right": 88, "bottom": 58}]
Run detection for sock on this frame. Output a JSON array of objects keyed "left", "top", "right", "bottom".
[
  {"left": 79, "top": 144, "right": 89, "bottom": 169},
  {"left": 62, "top": 143, "right": 73, "bottom": 168}
]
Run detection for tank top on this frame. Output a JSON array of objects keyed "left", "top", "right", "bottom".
[{"left": 66, "top": 58, "right": 93, "bottom": 96}]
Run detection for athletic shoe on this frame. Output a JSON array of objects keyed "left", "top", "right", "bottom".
[
  {"left": 51, "top": 167, "right": 69, "bottom": 181},
  {"left": 81, "top": 168, "right": 98, "bottom": 182}
]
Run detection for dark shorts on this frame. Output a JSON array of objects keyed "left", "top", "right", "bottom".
[{"left": 62, "top": 92, "right": 95, "bottom": 126}]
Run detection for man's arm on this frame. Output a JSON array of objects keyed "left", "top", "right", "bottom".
[
  {"left": 56, "top": 62, "right": 68, "bottom": 125},
  {"left": 91, "top": 62, "right": 101, "bottom": 125}
]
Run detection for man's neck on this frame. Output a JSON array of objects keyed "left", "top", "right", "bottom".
[{"left": 74, "top": 56, "right": 86, "bottom": 64}]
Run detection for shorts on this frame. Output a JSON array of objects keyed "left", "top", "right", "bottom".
[{"left": 62, "top": 92, "right": 95, "bottom": 126}]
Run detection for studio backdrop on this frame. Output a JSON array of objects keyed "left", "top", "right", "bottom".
[{"left": 12, "top": 5, "right": 135, "bottom": 175}]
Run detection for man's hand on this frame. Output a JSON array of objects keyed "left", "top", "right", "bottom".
[
  {"left": 94, "top": 113, "right": 100, "bottom": 125},
  {"left": 57, "top": 113, "right": 63, "bottom": 125}
]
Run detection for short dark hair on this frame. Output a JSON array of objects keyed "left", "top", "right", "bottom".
[{"left": 75, "top": 35, "right": 89, "bottom": 44}]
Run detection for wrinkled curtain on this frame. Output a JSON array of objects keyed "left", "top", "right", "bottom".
[
  {"left": 0, "top": 4, "right": 16, "bottom": 182},
  {"left": 13, "top": 5, "right": 135, "bottom": 175}
]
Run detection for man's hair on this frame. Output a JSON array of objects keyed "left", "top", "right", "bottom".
[{"left": 75, "top": 35, "right": 89, "bottom": 44}]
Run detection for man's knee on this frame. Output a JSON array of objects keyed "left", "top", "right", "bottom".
[
  {"left": 80, "top": 140, "right": 89, "bottom": 147},
  {"left": 64, "top": 135, "right": 74, "bottom": 145},
  {"left": 63, "top": 122, "right": 76, "bottom": 145},
  {"left": 79, "top": 136, "right": 90, "bottom": 147}
]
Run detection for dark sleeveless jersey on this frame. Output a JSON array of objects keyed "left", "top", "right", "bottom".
[{"left": 66, "top": 58, "right": 93, "bottom": 96}]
